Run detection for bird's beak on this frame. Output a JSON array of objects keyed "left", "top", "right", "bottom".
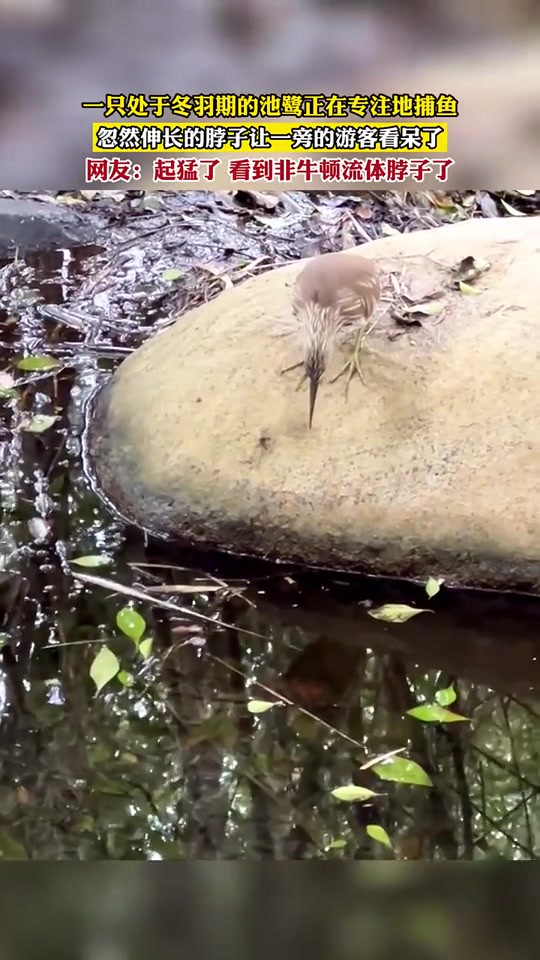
[{"left": 308, "top": 376, "right": 319, "bottom": 429}]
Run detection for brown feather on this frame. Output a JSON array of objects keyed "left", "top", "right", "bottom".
[
  {"left": 293, "top": 250, "right": 381, "bottom": 331},
  {"left": 290, "top": 251, "right": 381, "bottom": 429}
]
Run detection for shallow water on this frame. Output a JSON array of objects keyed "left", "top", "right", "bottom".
[{"left": 0, "top": 194, "right": 539, "bottom": 860}]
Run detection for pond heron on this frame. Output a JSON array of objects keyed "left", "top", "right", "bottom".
[{"left": 290, "top": 250, "right": 382, "bottom": 428}]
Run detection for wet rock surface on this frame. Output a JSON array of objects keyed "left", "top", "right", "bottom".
[{"left": 88, "top": 214, "right": 540, "bottom": 592}]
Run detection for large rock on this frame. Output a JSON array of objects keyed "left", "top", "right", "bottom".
[{"left": 88, "top": 215, "right": 540, "bottom": 592}]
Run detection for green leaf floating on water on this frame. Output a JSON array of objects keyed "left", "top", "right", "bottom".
[
  {"left": 90, "top": 646, "right": 120, "bottom": 693},
  {"left": 161, "top": 268, "right": 184, "bottom": 282},
  {"left": 138, "top": 637, "right": 153, "bottom": 659},
  {"left": 71, "top": 555, "right": 112, "bottom": 568},
  {"left": 373, "top": 757, "right": 433, "bottom": 787},
  {"left": 22, "top": 415, "right": 58, "bottom": 434},
  {"left": 116, "top": 606, "right": 146, "bottom": 644},
  {"left": 16, "top": 355, "right": 61, "bottom": 372},
  {"left": 366, "top": 825, "right": 393, "bottom": 849},
  {"left": 425, "top": 576, "right": 444, "bottom": 598},
  {"left": 435, "top": 685, "right": 457, "bottom": 707},
  {"left": 368, "top": 603, "right": 432, "bottom": 623},
  {"left": 407, "top": 703, "right": 468, "bottom": 723},
  {"left": 331, "top": 785, "right": 381, "bottom": 803},
  {"left": 247, "top": 700, "right": 278, "bottom": 715},
  {"left": 117, "top": 671, "right": 135, "bottom": 687},
  {"left": 326, "top": 839, "right": 347, "bottom": 851}
]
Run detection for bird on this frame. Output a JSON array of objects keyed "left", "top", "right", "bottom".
[{"left": 290, "top": 250, "right": 382, "bottom": 428}]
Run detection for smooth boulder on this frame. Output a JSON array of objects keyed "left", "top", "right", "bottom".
[{"left": 88, "top": 215, "right": 540, "bottom": 593}]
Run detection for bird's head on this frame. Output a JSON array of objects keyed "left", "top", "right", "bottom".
[
  {"left": 296, "top": 299, "right": 337, "bottom": 429},
  {"left": 304, "top": 342, "right": 327, "bottom": 430}
]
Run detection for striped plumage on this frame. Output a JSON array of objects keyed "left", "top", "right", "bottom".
[{"left": 292, "top": 251, "right": 381, "bottom": 427}]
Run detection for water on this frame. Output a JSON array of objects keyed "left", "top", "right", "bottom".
[{"left": 0, "top": 196, "right": 539, "bottom": 860}]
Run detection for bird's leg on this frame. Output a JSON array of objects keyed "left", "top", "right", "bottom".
[
  {"left": 281, "top": 361, "right": 303, "bottom": 375},
  {"left": 329, "top": 317, "right": 379, "bottom": 394},
  {"left": 329, "top": 328, "right": 365, "bottom": 392},
  {"left": 281, "top": 360, "right": 306, "bottom": 393}
]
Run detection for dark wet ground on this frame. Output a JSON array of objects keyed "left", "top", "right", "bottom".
[{"left": 0, "top": 189, "right": 539, "bottom": 860}]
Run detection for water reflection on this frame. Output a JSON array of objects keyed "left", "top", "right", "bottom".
[{"left": 2, "top": 522, "right": 539, "bottom": 859}]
